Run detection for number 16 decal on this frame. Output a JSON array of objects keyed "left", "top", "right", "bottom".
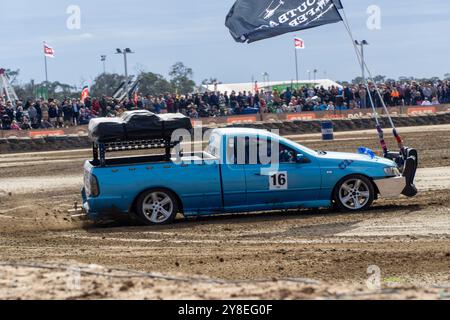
[{"left": 269, "top": 172, "right": 288, "bottom": 190}]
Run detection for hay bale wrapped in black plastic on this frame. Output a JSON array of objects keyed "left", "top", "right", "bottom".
[{"left": 89, "top": 110, "right": 193, "bottom": 143}]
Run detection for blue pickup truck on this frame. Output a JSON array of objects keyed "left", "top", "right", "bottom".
[{"left": 82, "top": 127, "right": 417, "bottom": 225}]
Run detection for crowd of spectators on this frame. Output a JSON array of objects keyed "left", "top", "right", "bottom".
[{"left": 1, "top": 80, "right": 449, "bottom": 130}]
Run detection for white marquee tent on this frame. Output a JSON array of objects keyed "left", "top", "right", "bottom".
[{"left": 200, "top": 79, "right": 342, "bottom": 93}]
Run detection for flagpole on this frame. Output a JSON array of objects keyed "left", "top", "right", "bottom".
[
  {"left": 294, "top": 47, "right": 299, "bottom": 89},
  {"left": 43, "top": 42, "right": 49, "bottom": 83},
  {"left": 44, "top": 55, "right": 48, "bottom": 83}
]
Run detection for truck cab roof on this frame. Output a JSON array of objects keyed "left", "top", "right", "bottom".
[{"left": 212, "top": 128, "right": 281, "bottom": 139}]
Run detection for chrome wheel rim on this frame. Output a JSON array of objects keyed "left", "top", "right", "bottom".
[
  {"left": 142, "top": 192, "right": 174, "bottom": 223},
  {"left": 339, "top": 179, "right": 370, "bottom": 210}
]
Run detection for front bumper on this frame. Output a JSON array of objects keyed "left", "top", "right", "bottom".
[{"left": 374, "top": 176, "right": 407, "bottom": 198}]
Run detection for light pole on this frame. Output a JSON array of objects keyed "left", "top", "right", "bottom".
[
  {"left": 115, "top": 48, "right": 134, "bottom": 78},
  {"left": 262, "top": 72, "right": 270, "bottom": 89},
  {"left": 307, "top": 70, "right": 311, "bottom": 81},
  {"left": 313, "top": 69, "right": 318, "bottom": 81},
  {"left": 355, "top": 40, "right": 369, "bottom": 83},
  {"left": 100, "top": 55, "right": 107, "bottom": 74}
]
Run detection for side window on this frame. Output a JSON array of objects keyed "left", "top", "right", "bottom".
[
  {"left": 227, "top": 136, "right": 262, "bottom": 165},
  {"left": 207, "top": 133, "right": 221, "bottom": 158},
  {"left": 247, "top": 137, "right": 259, "bottom": 165},
  {"left": 225, "top": 136, "right": 298, "bottom": 165},
  {"left": 279, "top": 144, "right": 297, "bottom": 163},
  {"left": 226, "top": 137, "right": 236, "bottom": 164},
  {"left": 267, "top": 142, "right": 297, "bottom": 164}
]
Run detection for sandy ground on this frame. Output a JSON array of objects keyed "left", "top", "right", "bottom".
[{"left": 0, "top": 125, "right": 449, "bottom": 300}]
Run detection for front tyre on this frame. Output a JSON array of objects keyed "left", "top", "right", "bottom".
[
  {"left": 333, "top": 175, "right": 375, "bottom": 212},
  {"left": 136, "top": 189, "right": 179, "bottom": 225}
]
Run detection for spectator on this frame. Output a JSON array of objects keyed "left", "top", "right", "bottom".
[
  {"left": 62, "top": 101, "right": 73, "bottom": 127},
  {"left": 48, "top": 103, "right": 58, "bottom": 127},
  {"left": 1, "top": 78, "right": 448, "bottom": 131}
]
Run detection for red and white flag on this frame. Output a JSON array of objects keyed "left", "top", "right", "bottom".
[
  {"left": 44, "top": 42, "right": 55, "bottom": 58},
  {"left": 254, "top": 81, "right": 259, "bottom": 93},
  {"left": 81, "top": 86, "right": 89, "bottom": 102},
  {"left": 294, "top": 37, "right": 305, "bottom": 49}
]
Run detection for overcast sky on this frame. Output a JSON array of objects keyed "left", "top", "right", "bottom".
[{"left": 1, "top": 0, "right": 449, "bottom": 88}]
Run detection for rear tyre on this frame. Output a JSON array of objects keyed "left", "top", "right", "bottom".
[
  {"left": 136, "top": 189, "right": 179, "bottom": 225},
  {"left": 333, "top": 175, "right": 374, "bottom": 212}
]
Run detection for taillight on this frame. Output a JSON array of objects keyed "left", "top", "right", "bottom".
[{"left": 90, "top": 174, "right": 100, "bottom": 197}]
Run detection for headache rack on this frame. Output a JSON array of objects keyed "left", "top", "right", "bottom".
[{"left": 92, "top": 137, "right": 182, "bottom": 167}]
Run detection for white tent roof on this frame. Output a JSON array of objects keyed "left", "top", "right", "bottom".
[{"left": 201, "top": 79, "right": 342, "bottom": 93}]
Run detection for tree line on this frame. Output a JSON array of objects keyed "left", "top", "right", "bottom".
[
  {"left": 4, "top": 65, "right": 450, "bottom": 101},
  {"left": 7, "top": 62, "right": 196, "bottom": 101}
]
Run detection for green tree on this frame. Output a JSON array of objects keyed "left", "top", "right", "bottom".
[
  {"left": 3, "top": 68, "right": 20, "bottom": 84},
  {"left": 351, "top": 76, "right": 363, "bottom": 85},
  {"left": 13, "top": 83, "right": 34, "bottom": 100},
  {"left": 169, "top": 62, "right": 196, "bottom": 94},
  {"left": 13, "top": 80, "right": 77, "bottom": 101},
  {"left": 138, "top": 72, "right": 172, "bottom": 96},
  {"left": 201, "top": 78, "right": 221, "bottom": 91},
  {"left": 91, "top": 73, "right": 127, "bottom": 97},
  {"left": 372, "top": 75, "right": 386, "bottom": 83},
  {"left": 429, "top": 77, "right": 440, "bottom": 82},
  {"left": 47, "top": 81, "right": 74, "bottom": 96}
]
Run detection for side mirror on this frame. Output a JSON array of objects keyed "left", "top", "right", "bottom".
[{"left": 296, "top": 153, "right": 309, "bottom": 164}]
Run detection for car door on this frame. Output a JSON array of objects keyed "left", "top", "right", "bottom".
[
  {"left": 244, "top": 137, "right": 322, "bottom": 207},
  {"left": 221, "top": 136, "right": 247, "bottom": 208}
]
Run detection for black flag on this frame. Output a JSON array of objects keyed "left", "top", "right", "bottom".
[
  {"left": 226, "top": 0, "right": 344, "bottom": 43},
  {"left": 332, "top": 0, "right": 343, "bottom": 10}
]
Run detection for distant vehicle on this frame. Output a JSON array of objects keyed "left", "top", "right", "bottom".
[{"left": 82, "top": 126, "right": 417, "bottom": 225}]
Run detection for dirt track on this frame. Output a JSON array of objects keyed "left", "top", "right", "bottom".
[{"left": 0, "top": 125, "right": 449, "bottom": 300}]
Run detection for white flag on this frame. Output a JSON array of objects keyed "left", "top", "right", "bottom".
[
  {"left": 294, "top": 37, "right": 305, "bottom": 49},
  {"left": 44, "top": 42, "right": 55, "bottom": 58}
]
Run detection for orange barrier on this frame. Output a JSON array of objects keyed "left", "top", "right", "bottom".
[
  {"left": 407, "top": 106, "right": 437, "bottom": 115},
  {"left": 286, "top": 113, "right": 317, "bottom": 121},
  {"left": 226, "top": 115, "right": 259, "bottom": 124},
  {"left": 29, "top": 130, "right": 65, "bottom": 138}
]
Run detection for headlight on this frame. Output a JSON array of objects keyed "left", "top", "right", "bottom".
[{"left": 384, "top": 167, "right": 401, "bottom": 177}]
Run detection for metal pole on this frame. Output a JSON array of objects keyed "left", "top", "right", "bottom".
[
  {"left": 44, "top": 55, "right": 48, "bottom": 83},
  {"left": 124, "top": 52, "right": 128, "bottom": 78},
  {"left": 101, "top": 55, "right": 107, "bottom": 74},
  {"left": 361, "top": 44, "right": 365, "bottom": 83},
  {"left": 295, "top": 48, "right": 299, "bottom": 89}
]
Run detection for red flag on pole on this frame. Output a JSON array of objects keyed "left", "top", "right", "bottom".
[
  {"left": 254, "top": 81, "right": 259, "bottom": 93},
  {"left": 81, "top": 86, "right": 89, "bottom": 102},
  {"left": 44, "top": 42, "right": 55, "bottom": 58},
  {"left": 294, "top": 37, "right": 305, "bottom": 49}
]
